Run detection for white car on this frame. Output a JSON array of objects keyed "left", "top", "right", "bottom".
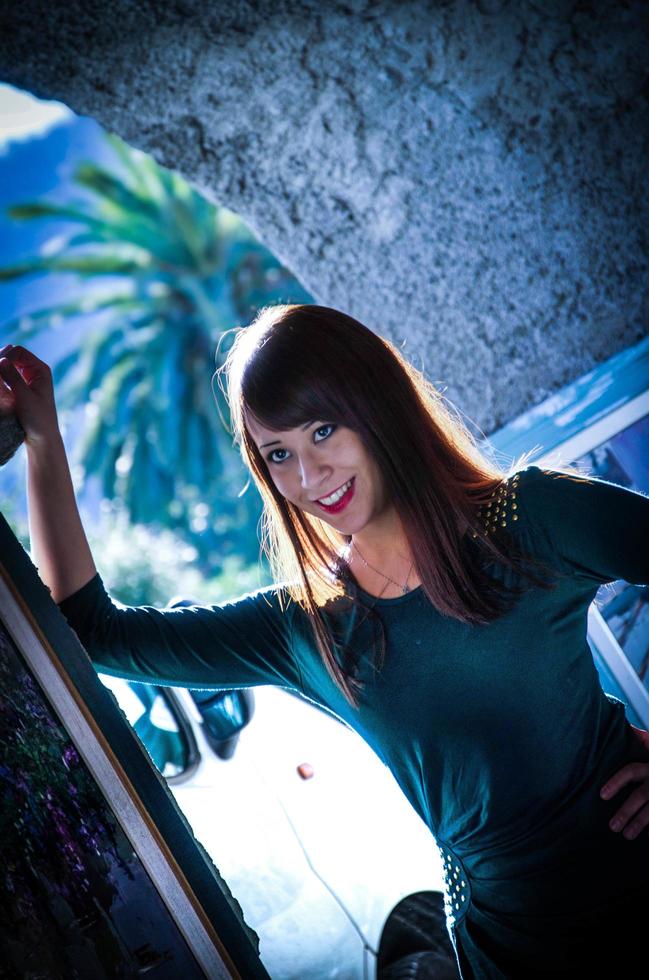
[{"left": 99, "top": 674, "right": 456, "bottom": 979}]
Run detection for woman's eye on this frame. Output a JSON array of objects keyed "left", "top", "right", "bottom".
[
  {"left": 314, "top": 423, "right": 336, "bottom": 442},
  {"left": 268, "top": 448, "right": 288, "bottom": 464}
]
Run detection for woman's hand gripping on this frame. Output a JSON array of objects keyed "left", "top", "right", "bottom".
[{"left": 0, "top": 344, "right": 60, "bottom": 446}]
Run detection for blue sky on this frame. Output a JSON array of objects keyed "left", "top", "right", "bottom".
[
  {"left": 0, "top": 84, "right": 112, "bottom": 348},
  {"left": 0, "top": 85, "right": 128, "bottom": 523}
]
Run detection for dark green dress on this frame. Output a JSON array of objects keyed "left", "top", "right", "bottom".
[{"left": 58, "top": 467, "right": 649, "bottom": 979}]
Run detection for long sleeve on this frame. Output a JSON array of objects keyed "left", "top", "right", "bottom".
[
  {"left": 516, "top": 465, "right": 649, "bottom": 586},
  {"left": 57, "top": 572, "right": 303, "bottom": 691}
]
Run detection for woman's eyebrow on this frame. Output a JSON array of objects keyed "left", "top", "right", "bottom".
[{"left": 260, "top": 420, "right": 315, "bottom": 449}]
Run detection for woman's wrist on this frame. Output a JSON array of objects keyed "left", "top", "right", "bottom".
[{"left": 25, "top": 425, "right": 66, "bottom": 458}]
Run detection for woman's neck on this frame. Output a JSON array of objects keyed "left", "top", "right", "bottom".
[
  {"left": 350, "top": 508, "right": 411, "bottom": 564},
  {"left": 345, "top": 513, "right": 421, "bottom": 598}
]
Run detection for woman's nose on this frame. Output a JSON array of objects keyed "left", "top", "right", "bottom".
[{"left": 298, "top": 453, "right": 331, "bottom": 492}]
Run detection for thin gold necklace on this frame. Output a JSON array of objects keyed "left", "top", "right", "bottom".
[{"left": 350, "top": 540, "right": 415, "bottom": 595}]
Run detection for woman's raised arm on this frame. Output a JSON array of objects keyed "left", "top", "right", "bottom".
[{"left": 0, "top": 344, "right": 97, "bottom": 602}]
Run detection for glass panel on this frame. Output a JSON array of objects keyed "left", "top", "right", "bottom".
[
  {"left": 574, "top": 412, "right": 649, "bottom": 698},
  {"left": 587, "top": 633, "right": 644, "bottom": 728}
]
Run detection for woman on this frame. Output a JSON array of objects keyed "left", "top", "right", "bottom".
[{"left": 1, "top": 304, "right": 649, "bottom": 979}]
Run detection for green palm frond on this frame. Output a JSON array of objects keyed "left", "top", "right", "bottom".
[
  {"left": 3, "top": 294, "right": 139, "bottom": 341},
  {"left": 0, "top": 253, "right": 149, "bottom": 281},
  {"left": 74, "top": 161, "right": 163, "bottom": 224}
]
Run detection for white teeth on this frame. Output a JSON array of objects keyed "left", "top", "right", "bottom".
[{"left": 318, "top": 479, "right": 353, "bottom": 506}]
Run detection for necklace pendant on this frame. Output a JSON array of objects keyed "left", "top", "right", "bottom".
[{"left": 350, "top": 539, "right": 414, "bottom": 595}]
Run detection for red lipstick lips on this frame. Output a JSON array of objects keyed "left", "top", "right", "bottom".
[{"left": 315, "top": 477, "right": 355, "bottom": 515}]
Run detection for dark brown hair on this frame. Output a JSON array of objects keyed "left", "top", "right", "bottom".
[{"left": 217, "top": 304, "right": 575, "bottom": 706}]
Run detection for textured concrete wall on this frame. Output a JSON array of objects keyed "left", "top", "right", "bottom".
[{"left": 1, "top": 0, "right": 648, "bottom": 433}]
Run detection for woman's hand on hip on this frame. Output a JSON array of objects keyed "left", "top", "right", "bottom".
[
  {"left": 0, "top": 344, "right": 60, "bottom": 447},
  {"left": 600, "top": 726, "right": 649, "bottom": 840}
]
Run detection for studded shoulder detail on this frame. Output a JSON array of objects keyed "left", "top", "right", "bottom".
[{"left": 472, "top": 471, "right": 521, "bottom": 538}]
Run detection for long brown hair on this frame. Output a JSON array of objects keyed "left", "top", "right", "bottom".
[{"left": 217, "top": 304, "right": 572, "bottom": 706}]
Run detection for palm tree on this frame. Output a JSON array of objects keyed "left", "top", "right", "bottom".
[{"left": 0, "top": 132, "right": 312, "bottom": 570}]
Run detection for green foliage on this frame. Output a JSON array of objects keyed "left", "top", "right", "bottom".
[
  {"left": 86, "top": 508, "right": 272, "bottom": 608},
  {"left": 2, "top": 131, "right": 313, "bottom": 574}
]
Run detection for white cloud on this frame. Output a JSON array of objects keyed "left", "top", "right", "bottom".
[{"left": 0, "top": 83, "right": 71, "bottom": 151}]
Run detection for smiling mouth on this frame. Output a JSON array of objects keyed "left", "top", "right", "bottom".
[{"left": 314, "top": 477, "right": 355, "bottom": 514}]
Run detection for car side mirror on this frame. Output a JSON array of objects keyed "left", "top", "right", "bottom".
[{"left": 189, "top": 688, "right": 255, "bottom": 756}]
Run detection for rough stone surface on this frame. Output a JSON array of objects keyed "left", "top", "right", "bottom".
[{"left": 1, "top": 0, "right": 648, "bottom": 433}]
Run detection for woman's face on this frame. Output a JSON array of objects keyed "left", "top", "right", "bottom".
[{"left": 245, "top": 413, "right": 392, "bottom": 535}]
